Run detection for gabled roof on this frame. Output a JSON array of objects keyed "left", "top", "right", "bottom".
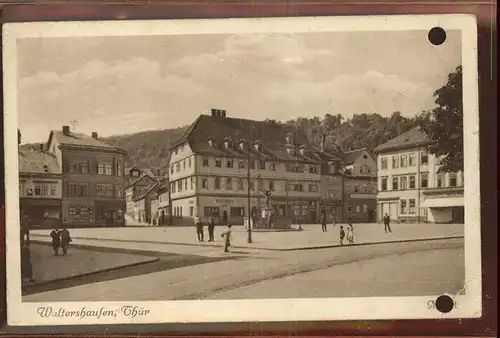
[
  {"left": 342, "top": 147, "right": 376, "bottom": 165},
  {"left": 133, "top": 181, "right": 161, "bottom": 202},
  {"left": 374, "top": 127, "right": 432, "bottom": 154},
  {"left": 48, "top": 130, "right": 126, "bottom": 154},
  {"left": 172, "top": 114, "right": 319, "bottom": 162},
  {"left": 343, "top": 148, "right": 367, "bottom": 165},
  {"left": 125, "top": 173, "right": 158, "bottom": 189},
  {"left": 18, "top": 149, "right": 61, "bottom": 174}
]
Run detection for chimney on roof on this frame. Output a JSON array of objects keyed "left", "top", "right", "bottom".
[
  {"left": 210, "top": 109, "right": 226, "bottom": 117},
  {"left": 91, "top": 132, "right": 98, "bottom": 139},
  {"left": 62, "top": 125, "right": 70, "bottom": 136}
]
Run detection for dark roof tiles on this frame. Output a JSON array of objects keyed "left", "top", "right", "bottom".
[
  {"left": 374, "top": 127, "right": 432, "bottom": 154},
  {"left": 19, "top": 149, "right": 61, "bottom": 174}
]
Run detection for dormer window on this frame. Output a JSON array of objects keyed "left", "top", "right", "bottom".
[
  {"left": 208, "top": 138, "right": 215, "bottom": 147},
  {"left": 253, "top": 141, "right": 262, "bottom": 151},
  {"left": 285, "top": 145, "right": 294, "bottom": 154},
  {"left": 299, "top": 145, "right": 306, "bottom": 156},
  {"left": 224, "top": 137, "right": 232, "bottom": 149},
  {"left": 285, "top": 133, "right": 292, "bottom": 144},
  {"left": 238, "top": 139, "right": 247, "bottom": 150}
]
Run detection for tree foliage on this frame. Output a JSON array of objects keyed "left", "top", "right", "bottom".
[{"left": 419, "top": 65, "right": 463, "bottom": 173}]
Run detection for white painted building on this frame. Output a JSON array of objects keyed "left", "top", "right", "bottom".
[
  {"left": 374, "top": 127, "right": 464, "bottom": 224},
  {"left": 167, "top": 109, "right": 324, "bottom": 225}
]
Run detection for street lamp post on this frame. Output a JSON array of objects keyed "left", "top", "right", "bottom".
[{"left": 247, "top": 141, "right": 253, "bottom": 243}]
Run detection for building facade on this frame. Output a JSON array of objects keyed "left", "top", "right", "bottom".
[
  {"left": 125, "top": 172, "right": 158, "bottom": 221},
  {"left": 168, "top": 109, "right": 322, "bottom": 225},
  {"left": 45, "top": 126, "right": 127, "bottom": 227},
  {"left": 18, "top": 147, "right": 63, "bottom": 229},
  {"left": 374, "top": 127, "right": 464, "bottom": 223}
]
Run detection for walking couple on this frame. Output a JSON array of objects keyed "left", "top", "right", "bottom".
[
  {"left": 50, "top": 228, "right": 72, "bottom": 256},
  {"left": 194, "top": 217, "right": 216, "bottom": 242}
]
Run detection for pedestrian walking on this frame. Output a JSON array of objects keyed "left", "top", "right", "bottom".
[
  {"left": 221, "top": 224, "right": 233, "bottom": 252},
  {"left": 339, "top": 225, "right": 346, "bottom": 246},
  {"left": 347, "top": 221, "right": 354, "bottom": 244},
  {"left": 60, "top": 228, "right": 72, "bottom": 256},
  {"left": 20, "top": 221, "right": 30, "bottom": 246},
  {"left": 321, "top": 212, "right": 327, "bottom": 232},
  {"left": 383, "top": 213, "right": 392, "bottom": 233},
  {"left": 195, "top": 217, "right": 204, "bottom": 242},
  {"left": 50, "top": 228, "right": 61, "bottom": 256},
  {"left": 332, "top": 215, "right": 336, "bottom": 228},
  {"left": 208, "top": 217, "right": 216, "bottom": 242},
  {"left": 21, "top": 241, "right": 35, "bottom": 283}
]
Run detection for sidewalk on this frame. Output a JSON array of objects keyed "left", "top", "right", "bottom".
[
  {"left": 31, "top": 223, "right": 464, "bottom": 251},
  {"left": 25, "top": 243, "right": 158, "bottom": 285}
]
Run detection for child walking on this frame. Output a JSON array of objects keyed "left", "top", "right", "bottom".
[
  {"left": 347, "top": 222, "right": 354, "bottom": 244},
  {"left": 339, "top": 225, "right": 346, "bottom": 246},
  {"left": 221, "top": 224, "right": 233, "bottom": 252}
]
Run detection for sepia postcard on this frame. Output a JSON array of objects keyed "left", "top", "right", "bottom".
[{"left": 3, "top": 14, "right": 481, "bottom": 326}]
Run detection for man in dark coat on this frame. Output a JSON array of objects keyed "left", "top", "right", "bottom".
[
  {"left": 50, "top": 228, "right": 61, "bottom": 256},
  {"left": 383, "top": 213, "right": 393, "bottom": 233},
  {"left": 321, "top": 212, "right": 327, "bottom": 232},
  {"left": 207, "top": 217, "right": 216, "bottom": 242},
  {"left": 60, "top": 228, "right": 72, "bottom": 256},
  {"left": 195, "top": 217, "right": 204, "bottom": 242},
  {"left": 21, "top": 241, "right": 35, "bottom": 283}
]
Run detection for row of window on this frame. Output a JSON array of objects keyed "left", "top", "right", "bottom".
[
  {"left": 170, "top": 157, "right": 320, "bottom": 174},
  {"left": 346, "top": 203, "right": 370, "bottom": 213},
  {"left": 380, "top": 151, "right": 429, "bottom": 170},
  {"left": 380, "top": 172, "right": 460, "bottom": 191},
  {"left": 400, "top": 199, "right": 417, "bottom": 214},
  {"left": 170, "top": 176, "right": 319, "bottom": 193},
  {"left": 19, "top": 183, "right": 57, "bottom": 197},
  {"left": 66, "top": 183, "right": 123, "bottom": 198},
  {"left": 67, "top": 160, "right": 123, "bottom": 177}
]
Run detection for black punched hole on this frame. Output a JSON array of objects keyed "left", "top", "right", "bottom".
[
  {"left": 428, "top": 27, "right": 447, "bottom": 46},
  {"left": 435, "top": 295, "right": 454, "bottom": 313}
]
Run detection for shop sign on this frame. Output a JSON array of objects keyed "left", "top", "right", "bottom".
[{"left": 215, "top": 199, "right": 234, "bottom": 206}]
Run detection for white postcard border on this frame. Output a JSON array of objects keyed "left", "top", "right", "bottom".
[{"left": 3, "top": 14, "right": 481, "bottom": 326}]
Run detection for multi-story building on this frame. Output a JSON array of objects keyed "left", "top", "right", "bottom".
[
  {"left": 374, "top": 127, "right": 464, "bottom": 223},
  {"left": 167, "top": 109, "right": 322, "bottom": 225},
  {"left": 18, "top": 145, "right": 63, "bottom": 229},
  {"left": 342, "top": 148, "right": 377, "bottom": 222},
  {"left": 45, "top": 126, "right": 127, "bottom": 227},
  {"left": 317, "top": 152, "right": 344, "bottom": 221},
  {"left": 124, "top": 170, "right": 158, "bottom": 220},
  {"left": 343, "top": 175, "right": 377, "bottom": 223}
]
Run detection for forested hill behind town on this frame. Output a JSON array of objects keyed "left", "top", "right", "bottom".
[
  {"left": 102, "top": 111, "right": 426, "bottom": 172},
  {"left": 18, "top": 112, "right": 425, "bottom": 174}
]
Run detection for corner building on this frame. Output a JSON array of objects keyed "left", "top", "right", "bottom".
[
  {"left": 46, "top": 126, "right": 127, "bottom": 227},
  {"left": 374, "top": 127, "right": 464, "bottom": 224},
  {"left": 168, "top": 109, "right": 324, "bottom": 225}
]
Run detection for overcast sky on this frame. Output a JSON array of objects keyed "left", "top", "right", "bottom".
[{"left": 17, "top": 30, "right": 461, "bottom": 144}]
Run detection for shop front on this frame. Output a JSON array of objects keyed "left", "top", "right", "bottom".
[
  {"left": 319, "top": 199, "right": 343, "bottom": 222},
  {"left": 197, "top": 195, "right": 261, "bottom": 225},
  {"left": 95, "top": 200, "right": 125, "bottom": 227},
  {"left": 20, "top": 198, "right": 62, "bottom": 229},
  {"left": 270, "top": 198, "right": 318, "bottom": 224}
]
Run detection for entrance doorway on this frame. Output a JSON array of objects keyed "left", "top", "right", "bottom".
[{"left": 222, "top": 210, "right": 228, "bottom": 224}]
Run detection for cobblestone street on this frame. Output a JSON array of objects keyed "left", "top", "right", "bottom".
[{"left": 23, "top": 236, "right": 464, "bottom": 302}]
